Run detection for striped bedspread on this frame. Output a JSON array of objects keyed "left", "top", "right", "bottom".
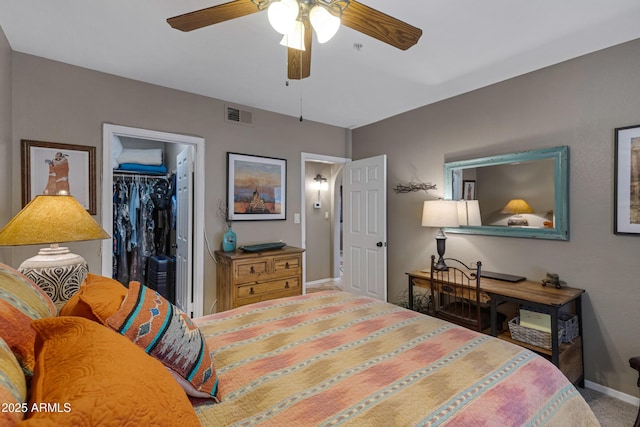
[{"left": 193, "top": 291, "right": 599, "bottom": 426}]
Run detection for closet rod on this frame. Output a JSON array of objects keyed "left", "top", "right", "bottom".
[{"left": 112, "top": 172, "right": 170, "bottom": 179}]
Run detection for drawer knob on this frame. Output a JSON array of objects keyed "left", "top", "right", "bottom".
[
  {"left": 285, "top": 282, "right": 289, "bottom": 289},
  {"left": 249, "top": 287, "right": 255, "bottom": 295},
  {"left": 250, "top": 266, "right": 255, "bottom": 274},
  {"left": 285, "top": 262, "right": 290, "bottom": 269}
]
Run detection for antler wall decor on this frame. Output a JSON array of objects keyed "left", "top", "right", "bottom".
[{"left": 394, "top": 182, "right": 437, "bottom": 194}]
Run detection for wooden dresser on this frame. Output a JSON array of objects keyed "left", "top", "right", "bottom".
[{"left": 215, "top": 246, "right": 304, "bottom": 311}]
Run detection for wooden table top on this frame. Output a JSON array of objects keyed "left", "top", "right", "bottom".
[{"left": 407, "top": 269, "right": 584, "bottom": 307}]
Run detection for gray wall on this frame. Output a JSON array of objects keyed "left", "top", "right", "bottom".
[
  {"left": 352, "top": 38, "right": 640, "bottom": 396},
  {"left": 304, "top": 161, "right": 334, "bottom": 282},
  {"left": 0, "top": 27, "right": 11, "bottom": 232},
  {"left": 7, "top": 52, "right": 348, "bottom": 316}
]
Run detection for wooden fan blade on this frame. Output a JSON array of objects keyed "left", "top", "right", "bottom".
[
  {"left": 167, "top": 0, "right": 260, "bottom": 32},
  {"left": 341, "top": 1, "right": 422, "bottom": 50},
  {"left": 287, "top": 26, "right": 312, "bottom": 80}
]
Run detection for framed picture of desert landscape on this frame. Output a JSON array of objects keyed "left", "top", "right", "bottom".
[
  {"left": 227, "top": 152, "right": 286, "bottom": 221},
  {"left": 21, "top": 140, "right": 97, "bottom": 214},
  {"left": 614, "top": 124, "right": 640, "bottom": 234}
]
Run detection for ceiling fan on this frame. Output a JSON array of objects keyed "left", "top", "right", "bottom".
[{"left": 167, "top": 0, "right": 422, "bottom": 80}]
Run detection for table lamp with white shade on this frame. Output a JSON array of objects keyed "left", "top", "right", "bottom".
[
  {"left": 421, "top": 200, "right": 460, "bottom": 271},
  {"left": 457, "top": 200, "right": 482, "bottom": 226}
]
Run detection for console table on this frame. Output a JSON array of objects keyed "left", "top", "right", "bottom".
[{"left": 406, "top": 270, "right": 585, "bottom": 386}]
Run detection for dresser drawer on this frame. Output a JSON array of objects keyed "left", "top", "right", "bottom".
[
  {"left": 234, "top": 259, "right": 269, "bottom": 282},
  {"left": 273, "top": 255, "right": 301, "bottom": 274},
  {"left": 236, "top": 276, "right": 300, "bottom": 300}
]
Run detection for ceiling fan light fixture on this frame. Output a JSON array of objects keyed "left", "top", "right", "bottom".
[
  {"left": 309, "top": 5, "right": 341, "bottom": 43},
  {"left": 267, "top": 0, "right": 299, "bottom": 35},
  {"left": 280, "top": 19, "right": 306, "bottom": 51}
]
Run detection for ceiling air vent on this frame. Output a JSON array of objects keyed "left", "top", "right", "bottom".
[{"left": 225, "top": 105, "right": 253, "bottom": 126}]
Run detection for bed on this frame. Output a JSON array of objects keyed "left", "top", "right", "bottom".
[
  {"left": 192, "top": 290, "right": 599, "bottom": 426},
  {"left": 0, "top": 266, "right": 599, "bottom": 426}
]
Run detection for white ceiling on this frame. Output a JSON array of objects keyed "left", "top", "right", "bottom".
[{"left": 1, "top": 1, "right": 640, "bottom": 129}]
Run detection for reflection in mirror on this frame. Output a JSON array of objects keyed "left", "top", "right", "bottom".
[{"left": 444, "top": 146, "right": 569, "bottom": 240}]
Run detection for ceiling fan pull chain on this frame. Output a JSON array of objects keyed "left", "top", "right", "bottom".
[{"left": 299, "top": 94, "right": 303, "bottom": 122}]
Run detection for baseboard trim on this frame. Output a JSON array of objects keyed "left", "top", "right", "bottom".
[
  {"left": 305, "top": 278, "right": 342, "bottom": 287},
  {"left": 585, "top": 380, "right": 640, "bottom": 406}
]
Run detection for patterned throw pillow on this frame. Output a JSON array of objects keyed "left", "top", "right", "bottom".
[
  {"left": 0, "top": 262, "right": 56, "bottom": 319},
  {"left": 0, "top": 262, "right": 56, "bottom": 377},
  {"left": 0, "top": 336, "right": 27, "bottom": 426},
  {"left": 22, "top": 317, "right": 200, "bottom": 426},
  {"left": 106, "top": 281, "right": 219, "bottom": 399}
]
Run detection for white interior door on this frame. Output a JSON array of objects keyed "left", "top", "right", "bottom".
[
  {"left": 343, "top": 155, "right": 387, "bottom": 301},
  {"left": 176, "top": 147, "right": 193, "bottom": 315}
]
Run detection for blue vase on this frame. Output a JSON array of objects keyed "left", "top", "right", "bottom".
[{"left": 222, "top": 226, "right": 237, "bottom": 252}]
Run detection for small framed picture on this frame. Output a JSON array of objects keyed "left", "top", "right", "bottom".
[
  {"left": 614, "top": 124, "right": 640, "bottom": 234},
  {"left": 227, "top": 152, "right": 286, "bottom": 221},
  {"left": 463, "top": 180, "right": 476, "bottom": 200},
  {"left": 21, "top": 140, "right": 97, "bottom": 214}
]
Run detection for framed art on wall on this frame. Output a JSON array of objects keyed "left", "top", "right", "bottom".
[
  {"left": 21, "top": 140, "right": 97, "bottom": 214},
  {"left": 227, "top": 152, "right": 286, "bottom": 221},
  {"left": 463, "top": 180, "right": 476, "bottom": 200},
  {"left": 614, "top": 124, "right": 640, "bottom": 234}
]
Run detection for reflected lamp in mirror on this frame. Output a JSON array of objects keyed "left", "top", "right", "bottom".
[
  {"left": 0, "top": 195, "right": 110, "bottom": 309},
  {"left": 457, "top": 200, "right": 482, "bottom": 226},
  {"left": 421, "top": 200, "right": 459, "bottom": 271},
  {"left": 500, "top": 198, "right": 534, "bottom": 226},
  {"left": 313, "top": 174, "right": 329, "bottom": 191}
]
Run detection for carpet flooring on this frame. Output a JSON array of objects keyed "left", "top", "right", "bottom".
[{"left": 579, "top": 387, "right": 637, "bottom": 426}]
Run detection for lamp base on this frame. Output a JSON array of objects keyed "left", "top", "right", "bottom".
[
  {"left": 18, "top": 245, "right": 88, "bottom": 310},
  {"left": 433, "top": 256, "right": 449, "bottom": 271},
  {"left": 434, "top": 230, "right": 448, "bottom": 271},
  {"left": 507, "top": 216, "right": 529, "bottom": 226}
]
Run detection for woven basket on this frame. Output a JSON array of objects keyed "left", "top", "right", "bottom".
[
  {"left": 508, "top": 316, "right": 564, "bottom": 350},
  {"left": 558, "top": 313, "right": 579, "bottom": 343}
]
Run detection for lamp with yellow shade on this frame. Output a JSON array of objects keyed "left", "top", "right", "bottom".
[
  {"left": 500, "top": 198, "right": 534, "bottom": 226},
  {"left": 0, "top": 195, "right": 110, "bottom": 309}
]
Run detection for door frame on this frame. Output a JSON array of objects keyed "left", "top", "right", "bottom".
[
  {"left": 101, "top": 124, "right": 205, "bottom": 317},
  {"left": 300, "top": 153, "right": 349, "bottom": 292}
]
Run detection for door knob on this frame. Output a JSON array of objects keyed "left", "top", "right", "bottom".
[{"left": 376, "top": 242, "right": 383, "bottom": 247}]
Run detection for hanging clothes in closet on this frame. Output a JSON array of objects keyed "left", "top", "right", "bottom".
[{"left": 112, "top": 173, "right": 176, "bottom": 288}]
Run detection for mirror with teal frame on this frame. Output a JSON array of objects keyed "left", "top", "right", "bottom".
[{"left": 444, "top": 146, "right": 569, "bottom": 240}]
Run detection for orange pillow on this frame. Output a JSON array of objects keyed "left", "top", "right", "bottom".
[
  {"left": 19, "top": 316, "right": 200, "bottom": 426},
  {"left": 0, "top": 301, "right": 37, "bottom": 376},
  {"left": 59, "top": 274, "right": 127, "bottom": 323},
  {"left": 0, "top": 262, "right": 56, "bottom": 377}
]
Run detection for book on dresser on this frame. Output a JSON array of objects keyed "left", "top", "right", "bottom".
[{"left": 214, "top": 246, "right": 305, "bottom": 311}]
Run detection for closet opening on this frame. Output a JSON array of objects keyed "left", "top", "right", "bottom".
[{"left": 101, "top": 124, "right": 205, "bottom": 317}]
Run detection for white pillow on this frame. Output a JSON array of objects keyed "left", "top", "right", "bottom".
[
  {"left": 112, "top": 136, "right": 123, "bottom": 168},
  {"left": 117, "top": 148, "right": 163, "bottom": 166}
]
